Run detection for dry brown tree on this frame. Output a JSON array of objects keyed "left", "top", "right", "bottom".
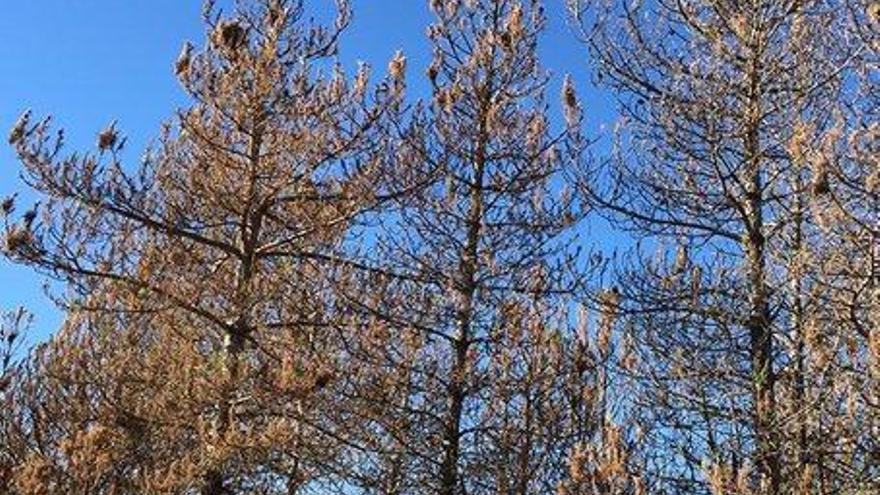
[
  {"left": 3, "top": 1, "right": 873, "bottom": 494},
  {"left": 782, "top": 1, "right": 880, "bottom": 490},
  {"left": 2, "top": 0, "right": 405, "bottom": 493},
  {"left": 325, "top": 1, "right": 600, "bottom": 494},
  {"left": 568, "top": 0, "right": 860, "bottom": 493},
  {"left": 0, "top": 306, "right": 31, "bottom": 493}
]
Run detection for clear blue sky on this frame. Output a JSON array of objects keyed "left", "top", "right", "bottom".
[{"left": 0, "top": 1, "right": 615, "bottom": 346}]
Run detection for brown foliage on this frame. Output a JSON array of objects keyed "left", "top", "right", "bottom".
[{"left": 0, "top": 1, "right": 876, "bottom": 495}]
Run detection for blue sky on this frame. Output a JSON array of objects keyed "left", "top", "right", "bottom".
[{"left": 0, "top": 0, "right": 615, "bottom": 345}]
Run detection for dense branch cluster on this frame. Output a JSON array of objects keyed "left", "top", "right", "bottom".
[{"left": 0, "top": 0, "right": 877, "bottom": 494}]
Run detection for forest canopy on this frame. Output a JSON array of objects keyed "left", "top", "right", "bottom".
[{"left": 1, "top": 0, "right": 878, "bottom": 494}]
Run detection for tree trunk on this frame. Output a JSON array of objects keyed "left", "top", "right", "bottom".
[
  {"left": 202, "top": 128, "right": 263, "bottom": 495},
  {"left": 743, "top": 47, "right": 780, "bottom": 492},
  {"left": 439, "top": 120, "right": 487, "bottom": 495},
  {"left": 791, "top": 191, "right": 809, "bottom": 478}
]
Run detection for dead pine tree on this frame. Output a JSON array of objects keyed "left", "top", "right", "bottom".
[
  {"left": 568, "top": 0, "right": 855, "bottom": 492},
  {"left": 789, "top": 2, "right": 880, "bottom": 490},
  {"left": 336, "top": 1, "right": 593, "bottom": 494},
  {"left": 3, "top": 0, "right": 405, "bottom": 493}
]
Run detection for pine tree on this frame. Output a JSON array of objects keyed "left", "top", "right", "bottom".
[
  {"left": 2, "top": 0, "right": 404, "bottom": 492},
  {"left": 569, "top": 0, "right": 856, "bottom": 491},
  {"left": 336, "top": 1, "right": 593, "bottom": 494}
]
